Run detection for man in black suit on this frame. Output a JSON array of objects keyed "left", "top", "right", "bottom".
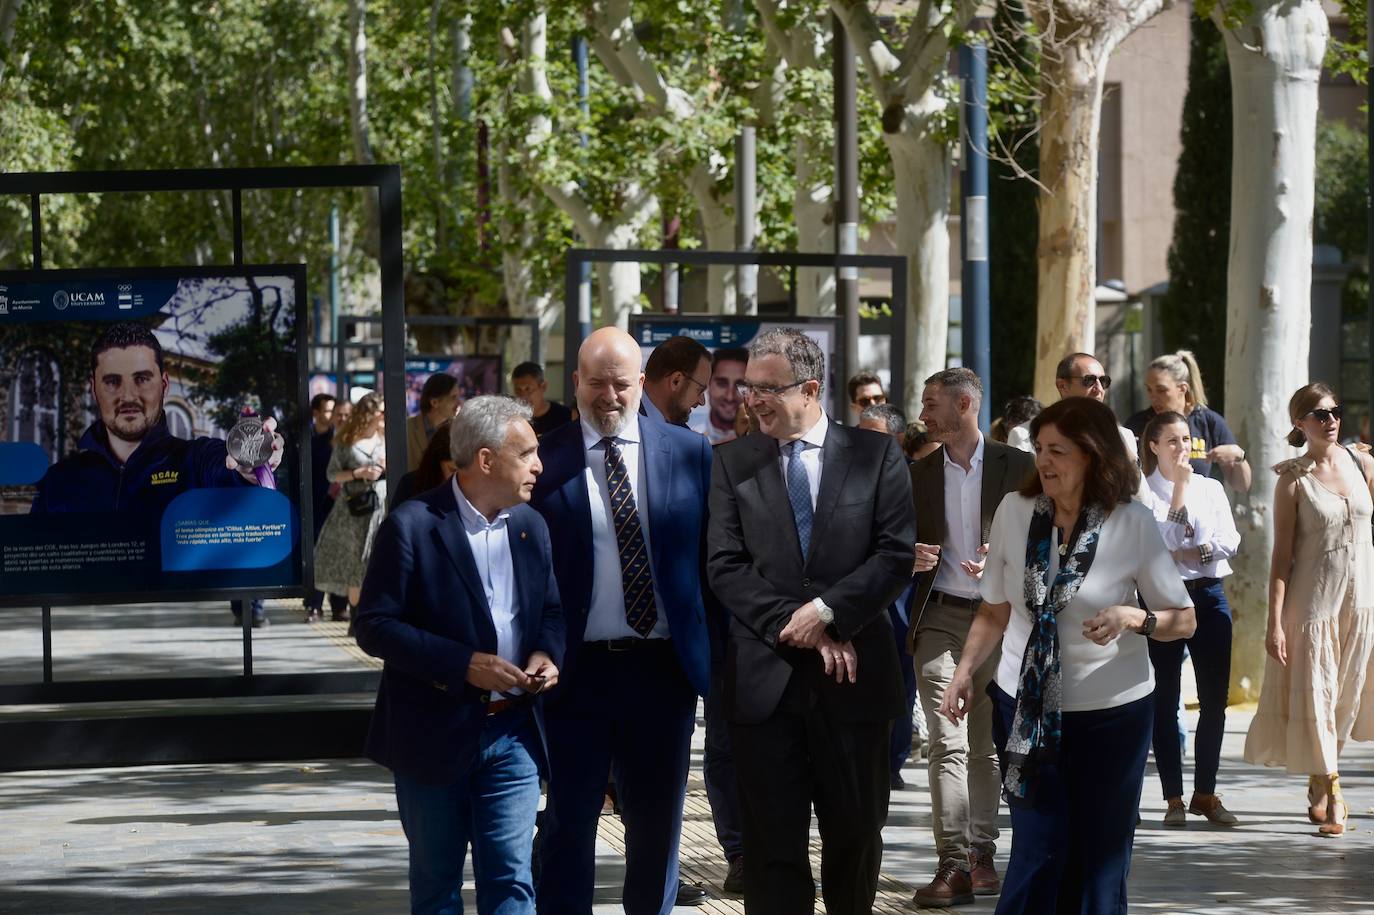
[
  {"left": 908, "top": 368, "right": 1035, "bottom": 908},
  {"left": 706, "top": 328, "right": 915, "bottom": 915}
]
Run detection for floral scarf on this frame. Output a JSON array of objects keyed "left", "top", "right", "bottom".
[{"left": 1003, "top": 494, "right": 1107, "bottom": 805}]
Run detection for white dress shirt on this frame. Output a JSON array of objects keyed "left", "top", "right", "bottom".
[
  {"left": 451, "top": 476, "right": 520, "bottom": 668},
  {"left": 932, "top": 434, "right": 985, "bottom": 600},
  {"left": 581, "top": 414, "right": 670, "bottom": 640},
  {"left": 1141, "top": 468, "right": 1239, "bottom": 580},
  {"left": 980, "top": 495, "right": 1193, "bottom": 711},
  {"left": 778, "top": 410, "right": 829, "bottom": 510}
]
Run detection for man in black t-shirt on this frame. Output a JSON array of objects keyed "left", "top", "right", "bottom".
[{"left": 512, "top": 361, "right": 573, "bottom": 438}]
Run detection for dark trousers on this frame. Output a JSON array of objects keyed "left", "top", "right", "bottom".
[
  {"left": 1148, "top": 579, "right": 1232, "bottom": 798},
  {"left": 889, "top": 607, "right": 919, "bottom": 775},
  {"left": 730, "top": 673, "right": 890, "bottom": 915},
  {"left": 990, "top": 684, "right": 1153, "bottom": 915},
  {"left": 703, "top": 665, "right": 744, "bottom": 863},
  {"left": 537, "top": 640, "right": 697, "bottom": 915}
]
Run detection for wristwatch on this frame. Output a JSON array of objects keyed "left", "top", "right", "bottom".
[
  {"left": 1139, "top": 607, "right": 1157, "bottom": 637},
  {"left": 814, "top": 598, "right": 835, "bottom": 625}
]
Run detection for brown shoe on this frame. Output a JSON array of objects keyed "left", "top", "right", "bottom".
[
  {"left": 1188, "top": 792, "right": 1239, "bottom": 826},
  {"left": 968, "top": 847, "right": 1001, "bottom": 896},
  {"left": 912, "top": 861, "right": 974, "bottom": 907}
]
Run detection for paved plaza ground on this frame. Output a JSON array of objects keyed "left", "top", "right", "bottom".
[{"left": 2, "top": 601, "right": 1372, "bottom": 913}]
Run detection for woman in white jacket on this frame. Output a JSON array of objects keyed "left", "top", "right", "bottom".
[{"left": 1140, "top": 410, "right": 1241, "bottom": 827}]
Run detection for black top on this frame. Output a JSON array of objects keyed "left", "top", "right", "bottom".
[
  {"left": 530, "top": 400, "right": 573, "bottom": 439},
  {"left": 1125, "top": 405, "right": 1237, "bottom": 478}
]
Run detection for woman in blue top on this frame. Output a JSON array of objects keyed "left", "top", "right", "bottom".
[{"left": 1124, "top": 350, "right": 1252, "bottom": 493}]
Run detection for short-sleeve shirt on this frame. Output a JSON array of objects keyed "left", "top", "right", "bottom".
[
  {"left": 980, "top": 494, "right": 1192, "bottom": 712},
  {"left": 1125, "top": 405, "right": 1236, "bottom": 478}
]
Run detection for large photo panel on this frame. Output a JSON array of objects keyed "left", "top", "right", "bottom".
[
  {"left": 631, "top": 316, "right": 838, "bottom": 445},
  {"left": 0, "top": 266, "right": 308, "bottom": 606}
]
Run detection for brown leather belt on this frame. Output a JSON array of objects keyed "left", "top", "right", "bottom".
[
  {"left": 929, "top": 590, "right": 980, "bottom": 611},
  {"left": 485, "top": 695, "right": 532, "bottom": 716}
]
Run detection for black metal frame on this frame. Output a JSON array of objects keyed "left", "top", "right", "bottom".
[
  {"left": 0, "top": 167, "right": 404, "bottom": 707},
  {"left": 563, "top": 248, "right": 908, "bottom": 408}
]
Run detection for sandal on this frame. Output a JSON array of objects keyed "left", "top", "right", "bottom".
[
  {"left": 1318, "top": 775, "right": 1347, "bottom": 836},
  {"left": 1308, "top": 775, "right": 1329, "bottom": 824}
]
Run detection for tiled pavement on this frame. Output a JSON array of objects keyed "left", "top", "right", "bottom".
[{"left": 2, "top": 602, "right": 1373, "bottom": 913}]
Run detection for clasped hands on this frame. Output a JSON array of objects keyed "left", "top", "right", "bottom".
[
  {"left": 466, "top": 649, "right": 559, "bottom": 694},
  {"left": 778, "top": 601, "right": 857, "bottom": 684}
]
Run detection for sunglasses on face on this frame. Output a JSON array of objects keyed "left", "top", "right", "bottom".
[
  {"left": 1065, "top": 374, "right": 1111, "bottom": 390},
  {"left": 1304, "top": 405, "right": 1343, "bottom": 423},
  {"left": 855, "top": 394, "right": 886, "bottom": 408}
]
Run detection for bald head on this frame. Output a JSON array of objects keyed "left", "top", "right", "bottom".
[{"left": 575, "top": 327, "right": 644, "bottom": 437}]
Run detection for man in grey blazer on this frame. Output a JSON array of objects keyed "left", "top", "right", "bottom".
[{"left": 909, "top": 368, "right": 1035, "bottom": 908}]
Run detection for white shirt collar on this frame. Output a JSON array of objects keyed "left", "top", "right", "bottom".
[
  {"left": 942, "top": 432, "right": 985, "bottom": 470},
  {"left": 451, "top": 476, "right": 510, "bottom": 530},
  {"left": 580, "top": 411, "right": 643, "bottom": 452},
  {"left": 788, "top": 410, "right": 829, "bottom": 450}
]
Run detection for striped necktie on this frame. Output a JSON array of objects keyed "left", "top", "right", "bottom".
[{"left": 603, "top": 438, "right": 658, "bottom": 637}]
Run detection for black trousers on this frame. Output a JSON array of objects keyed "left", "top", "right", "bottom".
[{"left": 730, "top": 673, "right": 891, "bottom": 915}]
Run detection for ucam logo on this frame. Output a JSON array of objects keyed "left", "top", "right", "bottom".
[
  {"left": 69, "top": 291, "right": 105, "bottom": 306},
  {"left": 53, "top": 290, "right": 69, "bottom": 310}
]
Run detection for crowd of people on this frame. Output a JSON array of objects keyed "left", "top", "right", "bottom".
[{"left": 297, "top": 335, "right": 1374, "bottom": 915}]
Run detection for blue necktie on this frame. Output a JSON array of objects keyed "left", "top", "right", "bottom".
[
  {"left": 603, "top": 438, "right": 658, "bottom": 637},
  {"left": 786, "top": 440, "right": 814, "bottom": 560}
]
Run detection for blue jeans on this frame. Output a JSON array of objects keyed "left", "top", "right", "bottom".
[
  {"left": 990, "top": 685, "right": 1153, "bottom": 915},
  {"left": 1148, "top": 579, "right": 1232, "bottom": 797},
  {"left": 394, "top": 708, "right": 542, "bottom": 915}
]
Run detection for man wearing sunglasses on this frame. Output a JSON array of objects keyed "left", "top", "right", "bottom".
[
  {"left": 1054, "top": 352, "right": 1140, "bottom": 462},
  {"left": 848, "top": 370, "right": 887, "bottom": 423}
]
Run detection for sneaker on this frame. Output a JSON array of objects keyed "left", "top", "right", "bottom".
[
  {"left": 1163, "top": 800, "right": 1187, "bottom": 828},
  {"left": 304, "top": 608, "right": 323, "bottom": 623},
  {"left": 1188, "top": 792, "right": 1239, "bottom": 826},
  {"left": 912, "top": 861, "right": 974, "bottom": 907},
  {"left": 968, "top": 847, "right": 1000, "bottom": 896}
]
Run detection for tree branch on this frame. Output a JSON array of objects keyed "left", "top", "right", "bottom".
[
  {"left": 587, "top": 0, "right": 695, "bottom": 119},
  {"left": 829, "top": 0, "right": 903, "bottom": 103}
]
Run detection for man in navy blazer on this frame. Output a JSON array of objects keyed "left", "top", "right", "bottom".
[
  {"left": 355, "top": 396, "right": 564, "bottom": 915},
  {"left": 530, "top": 327, "right": 713, "bottom": 915}
]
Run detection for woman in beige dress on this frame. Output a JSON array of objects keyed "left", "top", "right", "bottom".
[{"left": 1244, "top": 382, "right": 1374, "bottom": 836}]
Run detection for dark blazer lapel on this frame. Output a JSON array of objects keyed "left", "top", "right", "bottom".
[
  {"left": 979, "top": 443, "right": 1009, "bottom": 545},
  {"left": 507, "top": 509, "right": 539, "bottom": 634},
  {"left": 639, "top": 417, "right": 672, "bottom": 574},
  {"left": 750, "top": 434, "right": 803, "bottom": 565},
  {"left": 430, "top": 487, "right": 497, "bottom": 645},
  {"left": 807, "top": 423, "right": 853, "bottom": 566},
  {"left": 559, "top": 437, "right": 594, "bottom": 554},
  {"left": 916, "top": 448, "right": 947, "bottom": 547}
]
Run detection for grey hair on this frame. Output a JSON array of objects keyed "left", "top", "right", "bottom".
[
  {"left": 860, "top": 403, "right": 906, "bottom": 436},
  {"left": 924, "top": 367, "right": 982, "bottom": 410},
  {"left": 746, "top": 327, "right": 825, "bottom": 395},
  {"left": 449, "top": 395, "right": 533, "bottom": 468}
]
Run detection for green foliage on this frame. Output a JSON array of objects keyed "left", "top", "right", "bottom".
[
  {"left": 1159, "top": 16, "right": 1231, "bottom": 414},
  {"left": 1315, "top": 115, "right": 1368, "bottom": 262}
]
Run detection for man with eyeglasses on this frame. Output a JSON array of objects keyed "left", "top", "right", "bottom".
[
  {"left": 1054, "top": 352, "right": 1139, "bottom": 461},
  {"left": 848, "top": 370, "right": 887, "bottom": 423},
  {"left": 707, "top": 328, "right": 915, "bottom": 915},
  {"left": 641, "top": 335, "right": 712, "bottom": 427}
]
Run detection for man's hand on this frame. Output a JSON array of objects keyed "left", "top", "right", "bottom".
[
  {"left": 816, "top": 635, "right": 857, "bottom": 684},
  {"left": 524, "top": 650, "right": 559, "bottom": 692},
  {"left": 914, "top": 542, "right": 941, "bottom": 574},
  {"left": 960, "top": 543, "right": 989, "bottom": 580},
  {"left": 465, "top": 651, "right": 528, "bottom": 693},
  {"left": 225, "top": 415, "right": 286, "bottom": 483},
  {"left": 778, "top": 601, "right": 828, "bottom": 649}
]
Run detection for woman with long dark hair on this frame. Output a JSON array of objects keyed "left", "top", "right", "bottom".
[{"left": 389, "top": 419, "right": 456, "bottom": 508}]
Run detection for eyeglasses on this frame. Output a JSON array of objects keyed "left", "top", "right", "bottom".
[
  {"left": 1064, "top": 374, "right": 1111, "bottom": 391},
  {"left": 854, "top": 393, "right": 887, "bottom": 408},
  {"left": 736, "top": 380, "right": 807, "bottom": 401},
  {"left": 1304, "top": 405, "right": 1343, "bottom": 423},
  {"left": 682, "top": 374, "right": 709, "bottom": 394}
]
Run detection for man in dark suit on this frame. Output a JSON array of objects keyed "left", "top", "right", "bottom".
[
  {"left": 530, "top": 327, "right": 714, "bottom": 915},
  {"left": 908, "top": 368, "right": 1035, "bottom": 908},
  {"left": 354, "top": 395, "right": 564, "bottom": 915},
  {"left": 706, "top": 328, "right": 915, "bottom": 915}
]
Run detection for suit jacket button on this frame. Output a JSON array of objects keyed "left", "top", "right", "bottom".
[
  {"left": 479, "top": 692, "right": 489, "bottom": 703},
  {"left": 802, "top": 578, "right": 811, "bottom": 588}
]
